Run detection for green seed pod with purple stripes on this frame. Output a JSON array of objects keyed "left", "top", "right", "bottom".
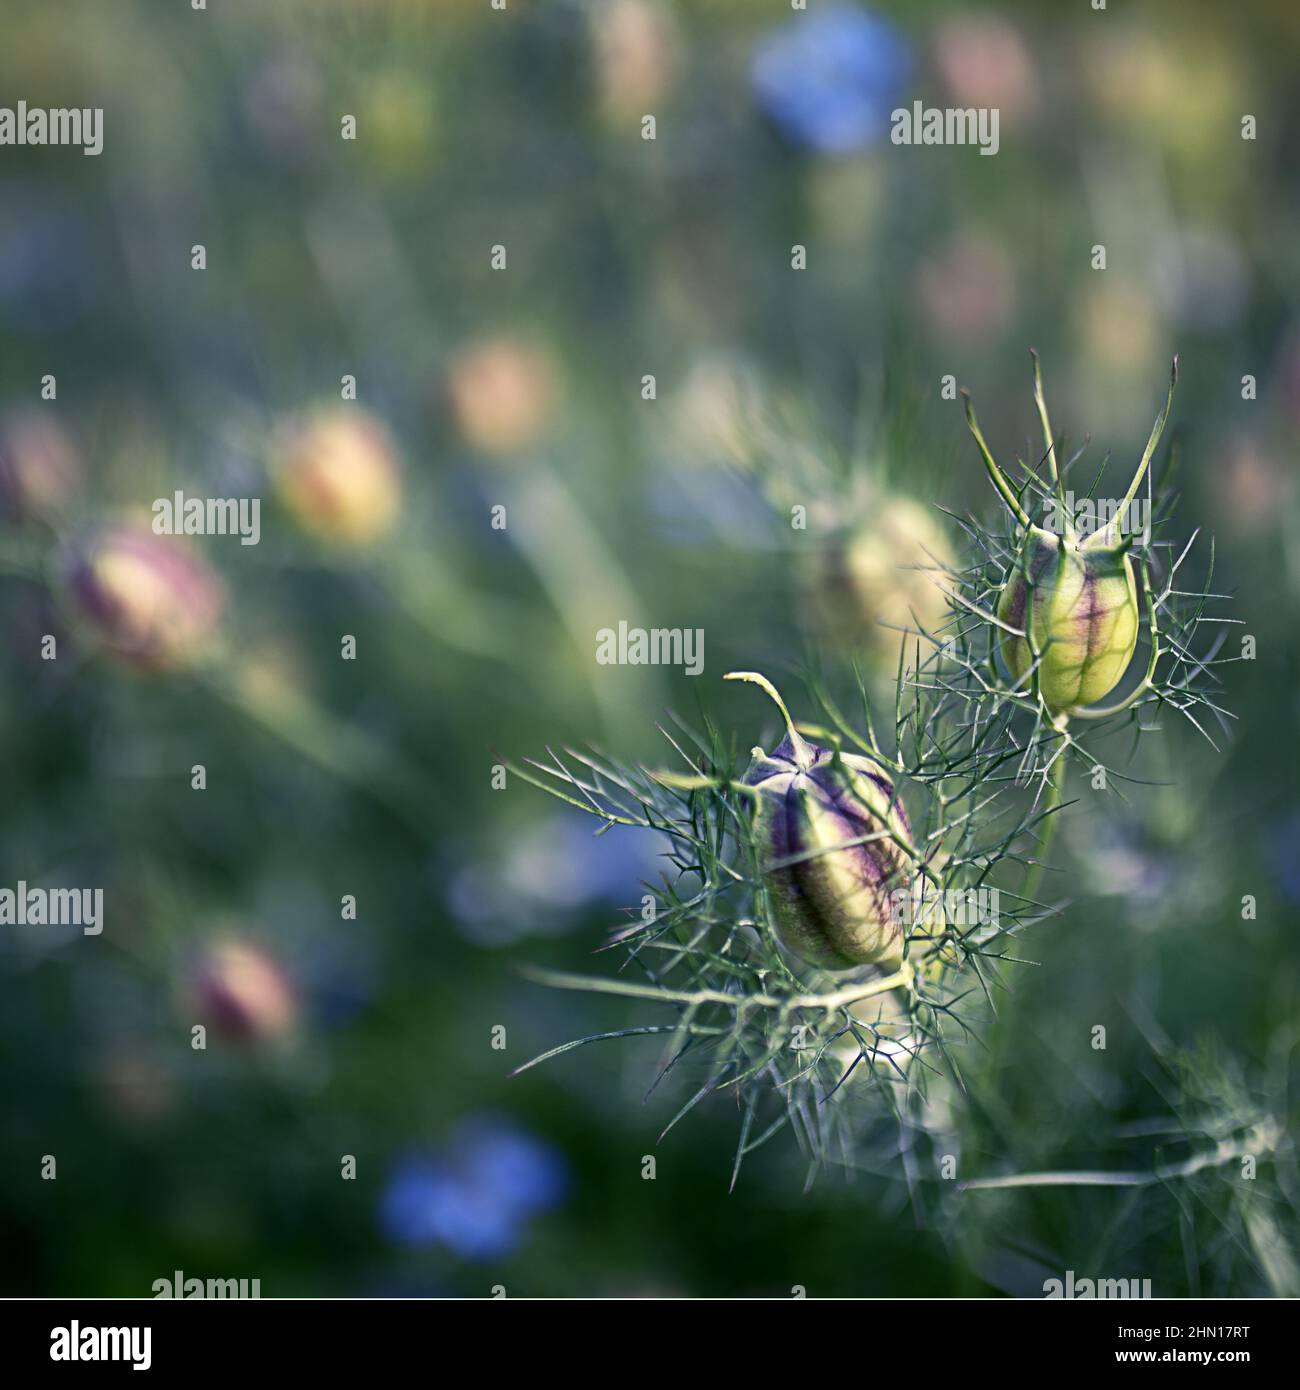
[
  {"left": 728, "top": 672, "right": 914, "bottom": 971},
  {"left": 995, "top": 524, "right": 1141, "bottom": 714},
  {"left": 963, "top": 355, "right": 1178, "bottom": 718}
]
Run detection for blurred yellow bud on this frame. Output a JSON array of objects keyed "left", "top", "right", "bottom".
[
  {"left": 274, "top": 407, "right": 401, "bottom": 545},
  {"left": 806, "top": 496, "right": 955, "bottom": 671}
]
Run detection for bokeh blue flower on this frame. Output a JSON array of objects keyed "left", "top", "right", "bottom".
[
  {"left": 0, "top": 181, "right": 97, "bottom": 331},
  {"left": 379, "top": 1115, "right": 568, "bottom": 1261},
  {"left": 444, "top": 809, "right": 666, "bottom": 946},
  {"left": 750, "top": 4, "right": 912, "bottom": 155},
  {"left": 1269, "top": 810, "right": 1300, "bottom": 906}
]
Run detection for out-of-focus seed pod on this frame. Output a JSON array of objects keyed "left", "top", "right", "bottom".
[
  {"left": 0, "top": 410, "right": 81, "bottom": 520},
  {"left": 806, "top": 495, "right": 955, "bottom": 671},
  {"left": 666, "top": 355, "right": 759, "bottom": 467},
  {"left": 273, "top": 406, "right": 400, "bottom": 545},
  {"left": 363, "top": 69, "right": 437, "bottom": 176},
  {"left": 590, "top": 0, "right": 678, "bottom": 126},
  {"left": 97, "top": 1049, "right": 174, "bottom": 1124},
  {"left": 964, "top": 355, "right": 1177, "bottom": 717},
  {"left": 729, "top": 672, "right": 914, "bottom": 971},
  {"left": 64, "top": 526, "right": 224, "bottom": 671},
  {"left": 1083, "top": 28, "right": 1245, "bottom": 169},
  {"left": 188, "top": 938, "right": 297, "bottom": 1042},
  {"left": 446, "top": 337, "right": 556, "bottom": 456}
]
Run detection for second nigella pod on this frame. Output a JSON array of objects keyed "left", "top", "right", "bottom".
[{"left": 728, "top": 672, "right": 915, "bottom": 970}]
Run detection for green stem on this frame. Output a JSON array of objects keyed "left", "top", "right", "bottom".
[
  {"left": 0, "top": 537, "right": 45, "bottom": 581},
  {"left": 204, "top": 666, "right": 428, "bottom": 836},
  {"left": 1029, "top": 348, "right": 1062, "bottom": 491},
  {"left": 1022, "top": 741, "right": 1066, "bottom": 904},
  {"left": 376, "top": 547, "right": 536, "bottom": 664},
  {"left": 1101, "top": 356, "right": 1178, "bottom": 546},
  {"left": 961, "top": 391, "right": 1031, "bottom": 528},
  {"left": 959, "top": 1118, "right": 1282, "bottom": 1191},
  {"left": 724, "top": 670, "right": 814, "bottom": 770},
  {"left": 519, "top": 960, "right": 914, "bottom": 1015}
]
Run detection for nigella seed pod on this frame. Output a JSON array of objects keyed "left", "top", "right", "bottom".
[
  {"left": 995, "top": 525, "right": 1140, "bottom": 714},
  {"left": 964, "top": 354, "right": 1177, "bottom": 717},
  {"left": 728, "top": 672, "right": 913, "bottom": 970}
]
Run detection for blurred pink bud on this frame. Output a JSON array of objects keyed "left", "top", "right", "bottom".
[
  {"left": 1212, "top": 435, "right": 1284, "bottom": 537},
  {"left": 273, "top": 406, "right": 401, "bottom": 545},
  {"left": 98, "top": 1049, "right": 173, "bottom": 1124},
  {"left": 447, "top": 337, "right": 557, "bottom": 456},
  {"left": 189, "top": 938, "right": 297, "bottom": 1042},
  {"left": 917, "top": 232, "right": 1016, "bottom": 342},
  {"left": 933, "top": 16, "right": 1038, "bottom": 119},
  {"left": 0, "top": 410, "right": 81, "bottom": 519},
  {"left": 591, "top": 0, "right": 678, "bottom": 124},
  {"left": 65, "top": 526, "right": 224, "bottom": 670}
]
